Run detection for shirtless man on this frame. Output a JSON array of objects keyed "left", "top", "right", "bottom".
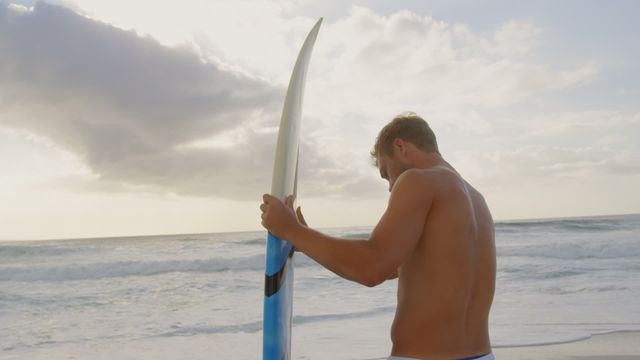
[{"left": 260, "top": 113, "right": 496, "bottom": 360}]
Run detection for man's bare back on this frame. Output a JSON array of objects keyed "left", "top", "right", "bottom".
[
  {"left": 390, "top": 166, "right": 495, "bottom": 358},
  {"left": 260, "top": 113, "right": 496, "bottom": 359}
]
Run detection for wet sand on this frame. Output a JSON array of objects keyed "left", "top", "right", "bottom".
[{"left": 493, "top": 331, "right": 640, "bottom": 359}]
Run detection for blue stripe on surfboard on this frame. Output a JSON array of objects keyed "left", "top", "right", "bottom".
[
  {"left": 264, "top": 234, "right": 294, "bottom": 360},
  {"left": 265, "top": 233, "right": 294, "bottom": 276}
]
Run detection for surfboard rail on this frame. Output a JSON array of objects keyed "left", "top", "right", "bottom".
[{"left": 263, "top": 18, "right": 322, "bottom": 360}]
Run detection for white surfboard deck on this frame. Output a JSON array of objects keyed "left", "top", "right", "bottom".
[{"left": 263, "top": 18, "right": 322, "bottom": 360}]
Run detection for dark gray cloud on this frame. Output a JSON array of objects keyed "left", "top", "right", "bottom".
[{"left": 0, "top": 2, "right": 349, "bottom": 199}]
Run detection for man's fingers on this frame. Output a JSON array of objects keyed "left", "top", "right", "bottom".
[
  {"left": 284, "top": 195, "right": 297, "bottom": 212},
  {"left": 259, "top": 203, "right": 267, "bottom": 213},
  {"left": 263, "top": 193, "right": 292, "bottom": 207},
  {"left": 263, "top": 193, "right": 275, "bottom": 203},
  {"left": 296, "top": 206, "right": 308, "bottom": 226},
  {"left": 285, "top": 195, "right": 293, "bottom": 207}
]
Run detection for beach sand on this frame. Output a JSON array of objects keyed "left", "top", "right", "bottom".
[{"left": 493, "top": 331, "right": 640, "bottom": 359}]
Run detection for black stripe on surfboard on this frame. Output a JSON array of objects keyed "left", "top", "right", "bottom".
[{"left": 264, "top": 247, "right": 295, "bottom": 297}]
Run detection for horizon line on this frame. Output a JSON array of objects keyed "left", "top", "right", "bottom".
[{"left": 1, "top": 212, "right": 638, "bottom": 243}]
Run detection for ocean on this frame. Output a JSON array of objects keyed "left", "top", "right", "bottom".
[{"left": 1, "top": 214, "right": 639, "bottom": 359}]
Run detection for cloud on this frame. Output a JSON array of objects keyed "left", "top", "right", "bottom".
[
  {"left": 297, "top": 7, "right": 600, "bottom": 177},
  {"left": 0, "top": 2, "right": 291, "bottom": 199},
  {"left": 0, "top": 2, "right": 614, "bottom": 203},
  {"left": 0, "top": 1, "right": 383, "bottom": 201},
  {"left": 306, "top": 6, "right": 597, "bottom": 120},
  {"left": 450, "top": 111, "right": 640, "bottom": 189},
  {"left": 485, "top": 146, "right": 639, "bottom": 177},
  {"left": 491, "top": 19, "right": 543, "bottom": 57}
]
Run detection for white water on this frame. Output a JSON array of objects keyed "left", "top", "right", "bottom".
[{"left": 1, "top": 215, "right": 639, "bottom": 359}]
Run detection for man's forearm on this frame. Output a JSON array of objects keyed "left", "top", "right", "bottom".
[{"left": 285, "top": 225, "right": 382, "bottom": 287}]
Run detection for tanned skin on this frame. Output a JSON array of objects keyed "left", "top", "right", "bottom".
[{"left": 260, "top": 138, "right": 496, "bottom": 359}]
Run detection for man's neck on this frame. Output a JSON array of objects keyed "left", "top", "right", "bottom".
[{"left": 411, "top": 151, "right": 451, "bottom": 170}]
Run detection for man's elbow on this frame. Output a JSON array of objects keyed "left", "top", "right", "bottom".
[
  {"left": 361, "top": 276, "right": 384, "bottom": 288},
  {"left": 358, "top": 245, "right": 395, "bottom": 287},
  {"left": 360, "top": 267, "right": 388, "bottom": 288}
]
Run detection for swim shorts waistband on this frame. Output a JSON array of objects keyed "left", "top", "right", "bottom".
[
  {"left": 387, "top": 352, "right": 494, "bottom": 360},
  {"left": 459, "top": 352, "right": 494, "bottom": 360}
]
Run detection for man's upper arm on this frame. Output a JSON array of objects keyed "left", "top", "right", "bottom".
[{"left": 369, "top": 170, "right": 433, "bottom": 281}]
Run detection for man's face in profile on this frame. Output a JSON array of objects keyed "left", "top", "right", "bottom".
[{"left": 377, "top": 151, "right": 409, "bottom": 192}]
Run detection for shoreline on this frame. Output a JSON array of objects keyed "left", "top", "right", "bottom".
[
  {"left": 493, "top": 329, "right": 638, "bottom": 348},
  {"left": 493, "top": 330, "right": 640, "bottom": 359}
]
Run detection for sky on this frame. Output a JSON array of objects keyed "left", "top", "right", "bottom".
[{"left": 1, "top": 0, "right": 639, "bottom": 240}]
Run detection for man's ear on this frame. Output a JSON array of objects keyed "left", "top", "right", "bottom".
[{"left": 393, "top": 138, "right": 405, "bottom": 155}]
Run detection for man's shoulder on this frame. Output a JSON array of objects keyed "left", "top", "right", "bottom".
[
  {"left": 403, "top": 166, "right": 459, "bottom": 185},
  {"left": 407, "top": 166, "right": 478, "bottom": 200},
  {"left": 391, "top": 169, "right": 432, "bottom": 199},
  {"left": 393, "top": 168, "right": 444, "bottom": 198},
  {"left": 388, "top": 169, "right": 435, "bottom": 211},
  {"left": 396, "top": 168, "right": 433, "bottom": 187}
]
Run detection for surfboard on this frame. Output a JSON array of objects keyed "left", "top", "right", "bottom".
[{"left": 263, "top": 18, "right": 322, "bottom": 360}]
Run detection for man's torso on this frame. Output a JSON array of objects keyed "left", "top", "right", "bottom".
[{"left": 390, "top": 166, "right": 496, "bottom": 359}]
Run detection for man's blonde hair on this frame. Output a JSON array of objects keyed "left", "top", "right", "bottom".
[{"left": 370, "top": 112, "right": 438, "bottom": 166}]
